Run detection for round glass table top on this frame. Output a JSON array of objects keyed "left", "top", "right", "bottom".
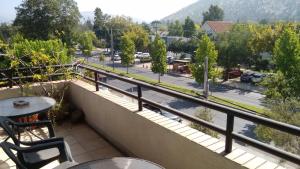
[
  {"left": 0, "top": 96, "right": 56, "bottom": 118},
  {"left": 69, "top": 157, "right": 165, "bottom": 169}
]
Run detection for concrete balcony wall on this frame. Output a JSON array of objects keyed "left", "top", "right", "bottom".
[{"left": 69, "top": 80, "right": 247, "bottom": 169}]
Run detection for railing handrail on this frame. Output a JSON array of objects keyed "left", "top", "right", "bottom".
[
  {"left": 77, "top": 64, "right": 300, "bottom": 136},
  {"left": 1, "top": 64, "right": 299, "bottom": 164}
]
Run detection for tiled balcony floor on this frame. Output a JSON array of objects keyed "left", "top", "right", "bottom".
[{"left": 0, "top": 121, "right": 124, "bottom": 169}]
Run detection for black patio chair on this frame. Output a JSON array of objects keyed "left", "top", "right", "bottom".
[
  {"left": 0, "top": 116, "right": 55, "bottom": 146},
  {"left": 0, "top": 140, "right": 73, "bottom": 169}
]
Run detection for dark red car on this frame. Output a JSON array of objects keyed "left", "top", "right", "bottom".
[{"left": 228, "top": 68, "right": 243, "bottom": 79}]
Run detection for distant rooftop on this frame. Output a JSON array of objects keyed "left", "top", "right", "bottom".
[{"left": 204, "top": 21, "right": 233, "bottom": 33}]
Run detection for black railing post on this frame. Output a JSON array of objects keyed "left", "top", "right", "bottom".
[
  {"left": 94, "top": 71, "right": 99, "bottom": 91},
  {"left": 225, "top": 114, "right": 234, "bottom": 154},
  {"left": 8, "top": 69, "right": 13, "bottom": 88},
  {"left": 137, "top": 85, "right": 142, "bottom": 111}
]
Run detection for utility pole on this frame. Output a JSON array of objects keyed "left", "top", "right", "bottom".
[
  {"left": 110, "top": 27, "right": 114, "bottom": 70},
  {"left": 203, "top": 56, "right": 209, "bottom": 99},
  {"left": 154, "top": 23, "right": 158, "bottom": 35}
]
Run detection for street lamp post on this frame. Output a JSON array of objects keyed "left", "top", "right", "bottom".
[{"left": 110, "top": 27, "right": 114, "bottom": 70}]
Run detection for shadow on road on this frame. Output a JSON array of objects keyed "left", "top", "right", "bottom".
[
  {"left": 186, "top": 81, "right": 202, "bottom": 89},
  {"left": 168, "top": 99, "right": 199, "bottom": 110},
  {"left": 238, "top": 123, "right": 257, "bottom": 139}
]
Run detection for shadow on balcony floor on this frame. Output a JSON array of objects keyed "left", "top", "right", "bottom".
[{"left": 0, "top": 121, "right": 124, "bottom": 169}]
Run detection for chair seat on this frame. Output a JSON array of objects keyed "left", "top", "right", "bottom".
[{"left": 23, "top": 147, "right": 60, "bottom": 164}]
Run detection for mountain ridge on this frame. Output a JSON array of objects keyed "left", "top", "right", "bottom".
[{"left": 162, "top": 0, "right": 300, "bottom": 23}]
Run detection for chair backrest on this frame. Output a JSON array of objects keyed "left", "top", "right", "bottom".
[
  {"left": 0, "top": 142, "right": 27, "bottom": 169},
  {"left": 0, "top": 117, "right": 20, "bottom": 145}
]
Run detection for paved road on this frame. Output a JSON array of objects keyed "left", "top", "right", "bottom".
[
  {"left": 104, "top": 77, "right": 256, "bottom": 139},
  {"left": 78, "top": 55, "right": 263, "bottom": 139},
  {"left": 87, "top": 56, "right": 265, "bottom": 108}
]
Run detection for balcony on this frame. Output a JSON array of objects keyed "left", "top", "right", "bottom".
[
  {"left": 0, "top": 120, "right": 123, "bottom": 169},
  {"left": 0, "top": 64, "right": 299, "bottom": 169}
]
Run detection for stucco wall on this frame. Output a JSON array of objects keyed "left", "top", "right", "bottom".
[{"left": 69, "top": 80, "right": 247, "bottom": 169}]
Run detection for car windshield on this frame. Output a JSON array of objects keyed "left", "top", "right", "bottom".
[{"left": 253, "top": 73, "right": 262, "bottom": 77}]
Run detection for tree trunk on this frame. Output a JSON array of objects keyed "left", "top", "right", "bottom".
[
  {"left": 158, "top": 74, "right": 161, "bottom": 83},
  {"left": 127, "top": 64, "right": 129, "bottom": 74}
]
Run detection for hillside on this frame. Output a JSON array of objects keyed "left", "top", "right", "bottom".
[{"left": 162, "top": 0, "right": 300, "bottom": 23}]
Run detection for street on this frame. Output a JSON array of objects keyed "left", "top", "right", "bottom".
[
  {"left": 87, "top": 56, "right": 265, "bottom": 108},
  {"left": 105, "top": 78, "right": 256, "bottom": 138},
  {"left": 82, "top": 56, "right": 261, "bottom": 140},
  {"left": 78, "top": 56, "right": 299, "bottom": 167}
]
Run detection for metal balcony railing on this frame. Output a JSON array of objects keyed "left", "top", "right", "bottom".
[{"left": 0, "top": 64, "right": 299, "bottom": 165}]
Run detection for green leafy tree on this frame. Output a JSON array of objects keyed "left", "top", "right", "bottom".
[
  {"left": 272, "top": 28, "right": 300, "bottom": 98},
  {"left": 257, "top": 26, "right": 300, "bottom": 157},
  {"left": 141, "top": 22, "right": 151, "bottom": 34},
  {"left": 0, "top": 39, "right": 9, "bottom": 68},
  {"left": 108, "top": 16, "right": 133, "bottom": 50},
  {"left": 168, "top": 39, "right": 198, "bottom": 56},
  {"left": 9, "top": 39, "right": 71, "bottom": 67},
  {"left": 78, "top": 31, "right": 96, "bottom": 58},
  {"left": 255, "top": 99, "right": 300, "bottom": 155},
  {"left": 168, "top": 40, "right": 184, "bottom": 54},
  {"left": 126, "top": 25, "right": 149, "bottom": 52},
  {"left": 168, "top": 20, "right": 183, "bottom": 36},
  {"left": 190, "top": 35, "right": 218, "bottom": 84},
  {"left": 120, "top": 34, "right": 135, "bottom": 74},
  {"left": 217, "top": 24, "right": 252, "bottom": 79},
  {"left": 14, "top": 0, "right": 80, "bottom": 45},
  {"left": 93, "top": 7, "right": 110, "bottom": 39},
  {"left": 183, "top": 17, "right": 196, "bottom": 38},
  {"left": 150, "top": 36, "right": 167, "bottom": 83},
  {"left": 84, "top": 19, "right": 94, "bottom": 31},
  {"left": 6, "top": 38, "right": 72, "bottom": 122},
  {"left": 202, "top": 5, "right": 224, "bottom": 24},
  {"left": 0, "top": 23, "right": 18, "bottom": 42},
  {"left": 261, "top": 72, "right": 291, "bottom": 100}
]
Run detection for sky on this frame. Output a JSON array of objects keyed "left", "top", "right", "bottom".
[{"left": 0, "top": 0, "right": 198, "bottom": 22}]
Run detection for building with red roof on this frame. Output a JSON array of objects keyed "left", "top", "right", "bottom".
[{"left": 202, "top": 21, "right": 233, "bottom": 39}]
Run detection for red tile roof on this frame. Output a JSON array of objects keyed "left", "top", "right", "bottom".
[{"left": 205, "top": 21, "right": 233, "bottom": 33}]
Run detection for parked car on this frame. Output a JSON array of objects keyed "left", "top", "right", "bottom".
[
  {"left": 240, "top": 71, "right": 266, "bottom": 83},
  {"left": 167, "top": 56, "right": 174, "bottom": 64},
  {"left": 111, "top": 54, "right": 121, "bottom": 61},
  {"left": 228, "top": 68, "right": 243, "bottom": 79},
  {"left": 136, "top": 52, "right": 143, "bottom": 58},
  {"left": 142, "top": 103, "right": 182, "bottom": 122},
  {"left": 251, "top": 73, "right": 266, "bottom": 83},
  {"left": 140, "top": 57, "right": 152, "bottom": 63},
  {"left": 240, "top": 72, "right": 254, "bottom": 83},
  {"left": 142, "top": 53, "right": 150, "bottom": 58}
]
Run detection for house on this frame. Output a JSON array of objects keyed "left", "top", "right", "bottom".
[{"left": 202, "top": 21, "right": 233, "bottom": 39}]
